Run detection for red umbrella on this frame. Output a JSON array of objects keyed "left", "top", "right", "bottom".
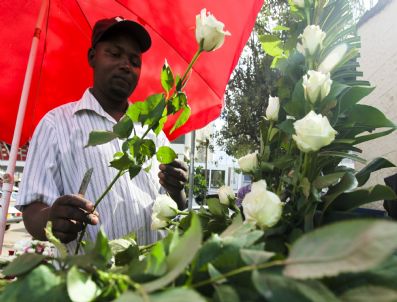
[
  {"left": 0, "top": 0, "right": 263, "bottom": 251},
  {"left": 0, "top": 0, "right": 263, "bottom": 145}
]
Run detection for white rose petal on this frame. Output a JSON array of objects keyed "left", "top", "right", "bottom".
[
  {"left": 292, "top": 111, "right": 337, "bottom": 152},
  {"left": 238, "top": 152, "right": 259, "bottom": 173},
  {"left": 318, "top": 43, "right": 348, "bottom": 74},
  {"left": 152, "top": 194, "right": 178, "bottom": 219},
  {"left": 242, "top": 180, "right": 283, "bottom": 229},
  {"left": 292, "top": 0, "right": 305, "bottom": 8},
  {"left": 266, "top": 96, "right": 280, "bottom": 122},
  {"left": 151, "top": 214, "right": 168, "bottom": 230},
  {"left": 196, "top": 8, "right": 231, "bottom": 52},
  {"left": 302, "top": 70, "right": 332, "bottom": 104},
  {"left": 299, "top": 25, "right": 326, "bottom": 56},
  {"left": 218, "top": 185, "right": 235, "bottom": 205}
]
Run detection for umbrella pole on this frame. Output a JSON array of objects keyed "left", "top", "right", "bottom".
[
  {"left": 0, "top": 0, "right": 49, "bottom": 254},
  {"left": 188, "top": 130, "right": 196, "bottom": 211}
]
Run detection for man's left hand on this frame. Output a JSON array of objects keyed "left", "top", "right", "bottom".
[{"left": 158, "top": 159, "right": 188, "bottom": 209}]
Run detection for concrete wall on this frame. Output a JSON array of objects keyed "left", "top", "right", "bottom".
[{"left": 357, "top": 0, "right": 397, "bottom": 192}]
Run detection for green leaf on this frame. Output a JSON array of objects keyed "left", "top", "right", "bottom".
[
  {"left": 115, "top": 245, "right": 140, "bottom": 266},
  {"left": 93, "top": 228, "right": 112, "bottom": 267},
  {"left": 0, "top": 265, "right": 68, "bottom": 302},
  {"left": 170, "top": 105, "right": 191, "bottom": 134},
  {"left": 355, "top": 157, "right": 395, "bottom": 186},
  {"left": 113, "top": 115, "right": 134, "bottom": 139},
  {"left": 330, "top": 185, "right": 397, "bottom": 211},
  {"left": 109, "top": 237, "right": 137, "bottom": 255},
  {"left": 214, "top": 285, "right": 240, "bottom": 302},
  {"left": 110, "top": 152, "right": 134, "bottom": 170},
  {"left": 272, "top": 25, "right": 289, "bottom": 31},
  {"left": 343, "top": 104, "right": 396, "bottom": 129},
  {"left": 161, "top": 60, "right": 175, "bottom": 93},
  {"left": 140, "top": 139, "right": 156, "bottom": 159},
  {"left": 45, "top": 221, "right": 68, "bottom": 258},
  {"left": 156, "top": 146, "right": 177, "bottom": 164},
  {"left": 151, "top": 288, "right": 206, "bottom": 302},
  {"left": 207, "top": 198, "right": 227, "bottom": 217},
  {"left": 284, "top": 220, "right": 397, "bottom": 279},
  {"left": 3, "top": 253, "right": 46, "bottom": 277},
  {"left": 259, "top": 34, "right": 284, "bottom": 57},
  {"left": 129, "top": 165, "right": 141, "bottom": 179},
  {"left": 168, "top": 92, "right": 187, "bottom": 114},
  {"left": 318, "top": 151, "right": 366, "bottom": 164},
  {"left": 353, "top": 128, "right": 395, "bottom": 145},
  {"left": 252, "top": 271, "right": 339, "bottom": 302},
  {"left": 322, "top": 172, "right": 358, "bottom": 211},
  {"left": 313, "top": 172, "right": 345, "bottom": 189},
  {"left": 66, "top": 266, "right": 99, "bottom": 302},
  {"left": 339, "top": 286, "right": 397, "bottom": 302},
  {"left": 142, "top": 213, "right": 202, "bottom": 292},
  {"left": 240, "top": 249, "right": 274, "bottom": 265},
  {"left": 85, "top": 131, "right": 118, "bottom": 147},
  {"left": 339, "top": 86, "right": 375, "bottom": 113}
]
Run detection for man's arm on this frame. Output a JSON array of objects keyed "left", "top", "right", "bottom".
[
  {"left": 22, "top": 195, "right": 99, "bottom": 243},
  {"left": 158, "top": 160, "right": 188, "bottom": 209}
]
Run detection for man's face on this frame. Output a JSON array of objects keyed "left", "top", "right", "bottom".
[{"left": 89, "top": 32, "right": 142, "bottom": 102}]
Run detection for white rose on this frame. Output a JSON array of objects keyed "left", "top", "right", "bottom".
[
  {"left": 242, "top": 180, "right": 283, "bottom": 229},
  {"left": 151, "top": 214, "right": 168, "bottom": 230},
  {"left": 318, "top": 43, "right": 348, "bottom": 74},
  {"left": 218, "top": 185, "right": 235, "bottom": 205},
  {"left": 196, "top": 8, "right": 231, "bottom": 52},
  {"left": 292, "top": 111, "right": 337, "bottom": 152},
  {"left": 266, "top": 96, "right": 280, "bottom": 122},
  {"left": 292, "top": 0, "right": 305, "bottom": 8},
  {"left": 297, "top": 25, "right": 326, "bottom": 56},
  {"left": 238, "top": 152, "right": 258, "bottom": 173},
  {"left": 302, "top": 70, "right": 332, "bottom": 104},
  {"left": 152, "top": 194, "right": 178, "bottom": 219}
]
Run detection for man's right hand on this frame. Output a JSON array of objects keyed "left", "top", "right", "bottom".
[{"left": 49, "top": 195, "right": 99, "bottom": 243}]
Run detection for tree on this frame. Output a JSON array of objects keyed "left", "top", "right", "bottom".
[{"left": 216, "top": 0, "right": 376, "bottom": 158}]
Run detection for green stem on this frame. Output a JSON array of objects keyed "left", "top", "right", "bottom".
[
  {"left": 190, "top": 260, "right": 285, "bottom": 289},
  {"left": 74, "top": 170, "right": 124, "bottom": 255},
  {"left": 180, "top": 49, "right": 203, "bottom": 86}
]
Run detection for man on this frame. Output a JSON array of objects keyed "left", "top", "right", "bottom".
[{"left": 16, "top": 17, "right": 188, "bottom": 252}]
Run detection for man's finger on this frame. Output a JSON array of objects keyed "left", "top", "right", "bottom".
[{"left": 53, "top": 194, "right": 95, "bottom": 212}]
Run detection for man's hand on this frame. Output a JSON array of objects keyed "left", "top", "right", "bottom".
[
  {"left": 158, "top": 159, "right": 188, "bottom": 209},
  {"left": 49, "top": 195, "right": 99, "bottom": 243}
]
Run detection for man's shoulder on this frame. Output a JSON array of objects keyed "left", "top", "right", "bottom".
[{"left": 43, "top": 101, "right": 79, "bottom": 121}]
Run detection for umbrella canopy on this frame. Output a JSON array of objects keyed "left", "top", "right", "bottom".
[{"left": 0, "top": 0, "right": 263, "bottom": 145}]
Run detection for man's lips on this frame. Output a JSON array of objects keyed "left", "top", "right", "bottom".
[{"left": 113, "top": 75, "right": 132, "bottom": 87}]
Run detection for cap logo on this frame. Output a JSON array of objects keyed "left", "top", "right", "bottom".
[{"left": 115, "top": 16, "right": 124, "bottom": 22}]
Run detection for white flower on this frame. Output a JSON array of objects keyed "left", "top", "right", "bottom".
[
  {"left": 151, "top": 214, "right": 168, "bottom": 230},
  {"left": 218, "top": 185, "right": 235, "bottom": 205},
  {"left": 238, "top": 152, "right": 259, "bottom": 173},
  {"left": 318, "top": 43, "right": 348, "bottom": 74},
  {"left": 152, "top": 194, "right": 178, "bottom": 220},
  {"left": 266, "top": 96, "right": 280, "bottom": 122},
  {"left": 242, "top": 180, "right": 283, "bottom": 229},
  {"left": 302, "top": 70, "right": 332, "bottom": 104},
  {"left": 292, "top": 111, "right": 337, "bottom": 152},
  {"left": 196, "top": 8, "right": 231, "bottom": 52},
  {"left": 292, "top": 0, "right": 305, "bottom": 8},
  {"left": 297, "top": 25, "right": 326, "bottom": 56}
]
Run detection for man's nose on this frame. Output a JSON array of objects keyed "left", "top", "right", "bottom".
[{"left": 119, "top": 55, "right": 132, "bottom": 71}]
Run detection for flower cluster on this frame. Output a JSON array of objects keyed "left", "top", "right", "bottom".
[{"left": 13, "top": 239, "right": 55, "bottom": 257}]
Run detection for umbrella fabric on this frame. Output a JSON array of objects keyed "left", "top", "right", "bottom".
[{"left": 0, "top": 0, "right": 263, "bottom": 145}]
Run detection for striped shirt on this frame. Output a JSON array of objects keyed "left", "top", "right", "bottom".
[{"left": 17, "top": 89, "right": 168, "bottom": 252}]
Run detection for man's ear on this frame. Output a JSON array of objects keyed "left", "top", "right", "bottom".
[{"left": 87, "top": 48, "right": 96, "bottom": 67}]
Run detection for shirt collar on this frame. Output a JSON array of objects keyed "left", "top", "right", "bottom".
[{"left": 72, "top": 89, "right": 118, "bottom": 123}]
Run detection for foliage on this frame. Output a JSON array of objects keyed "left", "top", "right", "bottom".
[
  {"left": 2, "top": 2, "right": 397, "bottom": 301},
  {"left": 185, "top": 166, "right": 207, "bottom": 203}
]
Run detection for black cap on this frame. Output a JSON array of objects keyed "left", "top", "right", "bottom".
[{"left": 92, "top": 16, "right": 151, "bottom": 52}]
